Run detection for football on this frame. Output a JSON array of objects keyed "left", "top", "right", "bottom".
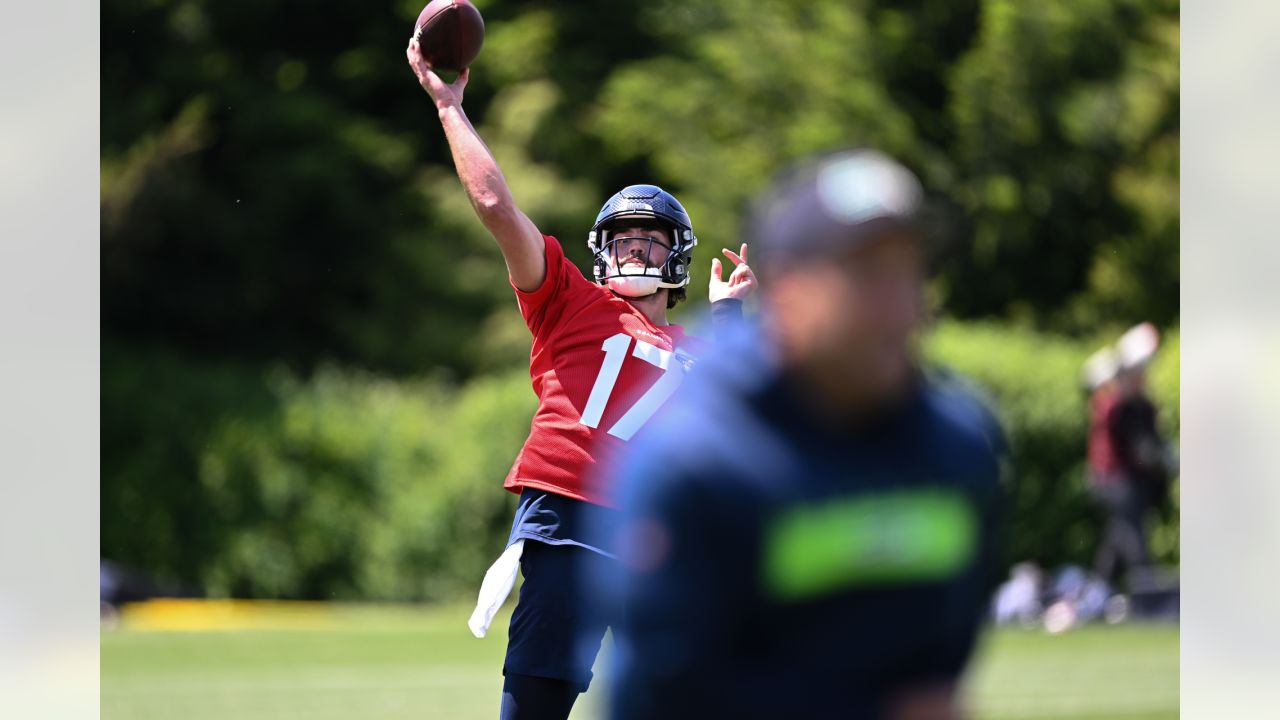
[{"left": 413, "top": 0, "right": 485, "bottom": 73}]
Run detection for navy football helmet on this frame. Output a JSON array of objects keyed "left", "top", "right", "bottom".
[{"left": 588, "top": 184, "right": 697, "bottom": 298}]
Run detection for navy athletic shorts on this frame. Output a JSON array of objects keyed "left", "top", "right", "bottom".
[{"left": 503, "top": 490, "right": 618, "bottom": 692}]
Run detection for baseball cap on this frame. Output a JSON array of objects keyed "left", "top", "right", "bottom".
[
  {"left": 747, "top": 149, "right": 926, "bottom": 271},
  {"left": 1116, "top": 322, "right": 1160, "bottom": 371}
]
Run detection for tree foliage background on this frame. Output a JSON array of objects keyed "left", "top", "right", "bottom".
[{"left": 102, "top": 0, "right": 1179, "bottom": 600}]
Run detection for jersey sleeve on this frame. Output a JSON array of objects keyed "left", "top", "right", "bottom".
[
  {"left": 511, "top": 234, "right": 597, "bottom": 339},
  {"left": 710, "top": 298, "right": 745, "bottom": 341}
]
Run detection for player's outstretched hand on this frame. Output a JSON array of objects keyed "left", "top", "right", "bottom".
[
  {"left": 406, "top": 38, "right": 469, "bottom": 111},
  {"left": 708, "top": 243, "right": 758, "bottom": 303}
]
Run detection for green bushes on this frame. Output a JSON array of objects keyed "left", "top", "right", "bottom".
[
  {"left": 197, "top": 366, "right": 536, "bottom": 601},
  {"left": 926, "top": 321, "right": 1180, "bottom": 571},
  {"left": 102, "top": 321, "right": 1179, "bottom": 601},
  {"left": 103, "top": 346, "right": 535, "bottom": 602}
]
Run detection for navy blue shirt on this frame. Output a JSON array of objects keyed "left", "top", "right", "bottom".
[{"left": 588, "top": 322, "right": 1006, "bottom": 720}]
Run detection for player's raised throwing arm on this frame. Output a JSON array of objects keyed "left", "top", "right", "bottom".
[{"left": 406, "top": 39, "right": 546, "bottom": 292}]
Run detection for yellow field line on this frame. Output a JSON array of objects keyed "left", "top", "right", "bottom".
[{"left": 118, "top": 599, "right": 338, "bottom": 632}]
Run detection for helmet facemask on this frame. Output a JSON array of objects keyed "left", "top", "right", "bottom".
[
  {"left": 599, "top": 224, "right": 670, "bottom": 297},
  {"left": 589, "top": 218, "right": 695, "bottom": 298}
]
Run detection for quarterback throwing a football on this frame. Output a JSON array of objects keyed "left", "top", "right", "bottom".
[{"left": 407, "top": 39, "right": 756, "bottom": 720}]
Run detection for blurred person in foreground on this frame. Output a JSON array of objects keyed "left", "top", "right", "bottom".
[
  {"left": 1084, "top": 324, "right": 1175, "bottom": 592},
  {"left": 590, "top": 150, "right": 1007, "bottom": 720}
]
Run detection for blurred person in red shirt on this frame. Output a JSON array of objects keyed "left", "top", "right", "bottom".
[{"left": 1083, "top": 324, "right": 1173, "bottom": 590}]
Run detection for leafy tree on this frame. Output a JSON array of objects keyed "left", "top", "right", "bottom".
[
  {"left": 101, "top": 0, "right": 1180, "bottom": 598},
  {"left": 590, "top": 0, "right": 1178, "bottom": 330}
]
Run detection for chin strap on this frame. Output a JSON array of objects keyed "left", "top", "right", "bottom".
[{"left": 606, "top": 274, "right": 662, "bottom": 297}]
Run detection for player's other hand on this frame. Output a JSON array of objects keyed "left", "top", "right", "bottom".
[
  {"left": 708, "top": 243, "right": 758, "bottom": 303},
  {"left": 406, "top": 38, "right": 469, "bottom": 111}
]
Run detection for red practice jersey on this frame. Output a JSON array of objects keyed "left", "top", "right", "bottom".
[
  {"left": 1087, "top": 387, "right": 1121, "bottom": 480},
  {"left": 504, "top": 235, "right": 703, "bottom": 507}
]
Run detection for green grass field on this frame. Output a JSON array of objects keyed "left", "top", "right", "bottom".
[{"left": 102, "top": 603, "right": 1177, "bottom": 720}]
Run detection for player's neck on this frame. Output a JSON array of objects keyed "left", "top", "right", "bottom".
[{"left": 622, "top": 290, "right": 670, "bottom": 326}]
